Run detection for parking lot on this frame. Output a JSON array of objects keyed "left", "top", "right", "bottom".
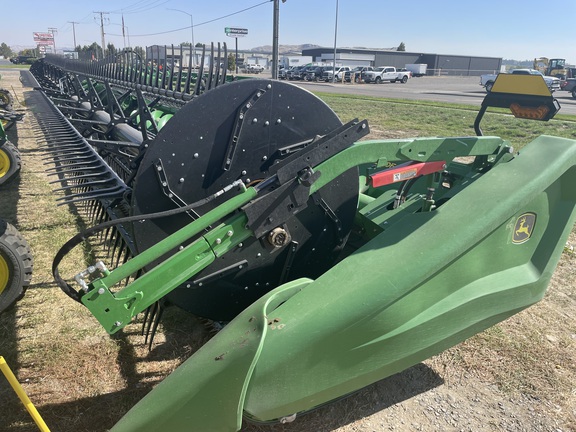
[{"left": 268, "top": 74, "right": 576, "bottom": 115}]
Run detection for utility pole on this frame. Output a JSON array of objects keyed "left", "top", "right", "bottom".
[
  {"left": 332, "top": 0, "right": 339, "bottom": 83},
  {"left": 48, "top": 27, "right": 58, "bottom": 54},
  {"left": 272, "top": 0, "right": 286, "bottom": 79},
  {"left": 94, "top": 11, "right": 109, "bottom": 59},
  {"left": 68, "top": 21, "right": 79, "bottom": 50}
]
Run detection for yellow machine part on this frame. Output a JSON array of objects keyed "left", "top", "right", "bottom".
[{"left": 492, "top": 74, "right": 552, "bottom": 97}]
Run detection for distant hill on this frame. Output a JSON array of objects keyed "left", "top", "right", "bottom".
[{"left": 250, "top": 44, "right": 321, "bottom": 54}]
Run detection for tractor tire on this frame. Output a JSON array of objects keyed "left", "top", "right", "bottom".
[
  {"left": 0, "top": 89, "right": 13, "bottom": 111},
  {"left": 0, "top": 141, "right": 21, "bottom": 186},
  {"left": 0, "top": 219, "right": 33, "bottom": 314}
]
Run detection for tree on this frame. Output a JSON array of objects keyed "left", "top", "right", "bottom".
[
  {"left": 227, "top": 53, "right": 236, "bottom": 72},
  {"left": 19, "top": 48, "right": 36, "bottom": 57},
  {"left": 397, "top": 42, "right": 406, "bottom": 52},
  {"left": 0, "top": 43, "right": 14, "bottom": 59},
  {"left": 75, "top": 42, "right": 102, "bottom": 60},
  {"left": 106, "top": 43, "right": 117, "bottom": 56}
]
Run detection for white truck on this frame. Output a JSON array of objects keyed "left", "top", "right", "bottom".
[
  {"left": 363, "top": 66, "right": 411, "bottom": 84},
  {"left": 405, "top": 63, "right": 427, "bottom": 77},
  {"left": 480, "top": 69, "right": 561, "bottom": 93}
]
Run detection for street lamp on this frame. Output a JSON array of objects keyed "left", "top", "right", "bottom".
[{"left": 167, "top": 8, "right": 196, "bottom": 67}]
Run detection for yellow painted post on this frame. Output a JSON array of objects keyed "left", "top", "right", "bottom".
[{"left": 0, "top": 356, "right": 51, "bottom": 432}]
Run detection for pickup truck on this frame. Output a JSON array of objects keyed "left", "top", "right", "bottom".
[
  {"left": 480, "top": 69, "right": 561, "bottom": 93},
  {"left": 322, "top": 66, "right": 351, "bottom": 82},
  {"left": 345, "top": 66, "right": 374, "bottom": 83},
  {"left": 364, "top": 66, "right": 411, "bottom": 84},
  {"left": 560, "top": 78, "right": 576, "bottom": 99},
  {"left": 244, "top": 64, "right": 264, "bottom": 74}
]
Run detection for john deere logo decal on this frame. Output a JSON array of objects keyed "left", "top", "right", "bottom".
[{"left": 513, "top": 213, "right": 536, "bottom": 244}]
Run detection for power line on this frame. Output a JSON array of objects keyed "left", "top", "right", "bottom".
[{"left": 126, "top": 0, "right": 270, "bottom": 38}]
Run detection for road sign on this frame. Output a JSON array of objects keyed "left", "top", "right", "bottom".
[{"left": 225, "top": 27, "right": 248, "bottom": 38}]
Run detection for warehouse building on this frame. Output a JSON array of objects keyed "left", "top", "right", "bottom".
[{"left": 301, "top": 47, "right": 502, "bottom": 76}]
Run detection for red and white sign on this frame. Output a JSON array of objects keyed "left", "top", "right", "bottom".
[{"left": 33, "top": 32, "right": 54, "bottom": 42}]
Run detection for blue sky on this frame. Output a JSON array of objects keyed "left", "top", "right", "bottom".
[{"left": 3, "top": 0, "right": 574, "bottom": 64}]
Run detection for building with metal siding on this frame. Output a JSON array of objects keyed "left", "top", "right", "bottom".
[{"left": 302, "top": 47, "right": 501, "bottom": 76}]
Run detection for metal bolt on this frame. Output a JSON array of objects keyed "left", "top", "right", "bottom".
[
  {"left": 198, "top": 282, "right": 203, "bottom": 287},
  {"left": 193, "top": 153, "right": 199, "bottom": 158},
  {"left": 253, "top": 118, "right": 258, "bottom": 123},
  {"left": 241, "top": 170, "right": 247, "bottom": 176},
  {"left": 114, "top": 321, "right": 122, "bottom": 327},
  {"left": 238, "top": 243, "right": 243, "bottom": 248},
  {"left": 267, "top": 84, "right": 272, "bottom": 89},
  {"left": 227, "top": 230, "right": 233, "bottom": 237},
  {"left": 162, "top": 181, "right": 167, "bottom": 186},
  {"left": 276, "top": 118, "right": 282, "bottom": 124},
  {"left": 215, "top": 238, "right": 222, "bottom": 245},
  {"left": 179, "top": 245, "right": 184, "bottom": 250},
  {"left": 257, "top": 253, "right": 262, "bottom": 257},
  {"left": 262, "top": 156, "right": 268, "bottom": 161},
  {"left": 179, "top": 178, "right": 185, "bottom": 183},
  {"left": 186, "top": 284, "right": 191, "bottom": 288},
  {"left": 97, "top": 288, "right": 105, "bottom": 295},
  {"left": 265, "top": 120, "right": 270, "bottom": 126},
  {"left": 157, "top": 166, "right": 163, "bottom": 171}
]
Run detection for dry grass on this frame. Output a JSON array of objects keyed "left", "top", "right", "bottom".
[{"left": 1, "top": 70, "right": 575, "bottom": 432}]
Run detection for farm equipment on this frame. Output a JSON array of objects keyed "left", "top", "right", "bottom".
[
  {"left": 533, "top": 57, "right": 567, "bottom": 79},
  {"left": 26, "top": 45, "right": 576, "bottom": 431},
  {"left": 0, "top": 77, "right": 32, "bottom": 313}
]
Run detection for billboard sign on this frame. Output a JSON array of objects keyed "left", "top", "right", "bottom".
[
  {"left": 225, "top": 27, "right": 248, "bottom": 38},
  {"left": 33, "top": 32, "right": 54, "bottom": 42}
]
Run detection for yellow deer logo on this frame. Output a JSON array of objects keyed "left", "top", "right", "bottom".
[{"left": 513, "top": 213, "right": 536, "bottom": 244}]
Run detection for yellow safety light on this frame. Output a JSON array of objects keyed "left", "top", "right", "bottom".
[
  {"left": 475, "top": 74, "right": 561, "bottom": 135},
  {"left": 509, "top": 103, "right": 550, "bottom": 120}
]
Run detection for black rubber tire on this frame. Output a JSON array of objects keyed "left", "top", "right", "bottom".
[
  {"left": 375, "top": 77, "right": 382, "bottom": 84},
  {"left": 0, "top": 141, "right": 21, "bottom": 186},
  {"left": 485, "top": 81, "right": 494, "bottom": 93},
  {"left": 0, "top": 219, "right": 33, "bottom": 314},
  {"left": 572, "top": 88, "right": 576, "bottom": 99},
  {"left": 401, "top": 75, "right": 408, "bottom": 84},
  {"left": 0, "top": 89, "right": 13, "bottom": 111}
]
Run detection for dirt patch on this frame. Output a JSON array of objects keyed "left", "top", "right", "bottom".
[{"left": 0, "top": 69, "right": 574, "bottom": 432}]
